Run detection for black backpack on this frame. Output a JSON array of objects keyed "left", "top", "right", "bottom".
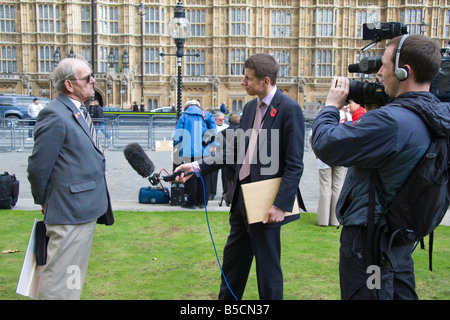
[
  {"left": 0, "top": 172, "right": 20, "bottom": 209},
  {"left": 368, "top": 135, "right": 449, "bottom": 271}
]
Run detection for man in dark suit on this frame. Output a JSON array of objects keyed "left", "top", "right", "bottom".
[
  {"left": 28, "top": 58, "right": 114, "bottom": 299},
  {"left": 175, "top": 53, "right": 305, "bottom": 300}
]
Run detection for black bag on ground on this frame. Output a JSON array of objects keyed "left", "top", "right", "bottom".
[
  {"left": 170, "top": 182, "right": 185, "bottom": 206},
  {"left": 0, "top": 172, "right": 19, "bottom": 209}
]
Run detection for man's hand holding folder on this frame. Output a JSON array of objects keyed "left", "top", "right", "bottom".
[
  {"left": 263, "top": 205, "right": 286, "bottom": 224},
  {"left": 241, "top": 177, "right": 299, "bottom": 224}
]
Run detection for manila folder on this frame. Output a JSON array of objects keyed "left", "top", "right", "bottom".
[{"left": 241, "top": 177, "right": 299, "bottom": 224}]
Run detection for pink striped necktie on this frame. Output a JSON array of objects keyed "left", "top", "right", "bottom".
[{"left": 239, "top": 101, "right": 266, "bottom": 181}]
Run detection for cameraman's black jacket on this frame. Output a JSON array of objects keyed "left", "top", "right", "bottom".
[{"left": 312, "top": 91, "right": 450, "bottom": 226}]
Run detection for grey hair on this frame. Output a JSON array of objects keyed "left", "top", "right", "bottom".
[
  {"left": 50, "top": 58, "right": 91, "bottom": 93},
  {"left": 214, "top": 111, "right": 224, "bottom": 118}
]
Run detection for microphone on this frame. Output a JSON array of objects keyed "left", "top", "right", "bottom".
[
  {"left": 161, "top": 170, "right": 194, "bottom": 182},
  {"left": 124, "top": 143, "right": 192, "bottom": 186},
  {"left": 123, "top": 143, "right": 155, "bottom": 178}
]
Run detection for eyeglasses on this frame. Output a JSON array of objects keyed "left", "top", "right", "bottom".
[{"left": 69, "top": 73, "right": 93, "bottom": 83}]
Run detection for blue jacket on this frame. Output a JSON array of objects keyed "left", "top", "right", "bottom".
[
  {"left": 173, "top": 105, "right": 217, "bottom": 159},
  {"left": 312, "top": 92, "right": 450, "bottom": 226}
]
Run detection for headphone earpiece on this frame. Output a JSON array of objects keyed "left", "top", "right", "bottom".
[
  {"left": 395, "top": 35, "right": 409, "bottom": 81},
  {"left": 395, "top": 67, "right": 409, "bottom": 81}
]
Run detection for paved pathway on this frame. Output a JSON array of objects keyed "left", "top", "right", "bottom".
[
  {"left": 2, "top": 144, "right": 319, "bottom": 211},
  {"left": 2, "top": 143, "right": 449, "bottom": 226}
]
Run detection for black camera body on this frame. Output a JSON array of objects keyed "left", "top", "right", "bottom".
[
  {"left": 347, "top": 55, "right": 388, "bottom": 106},
  {"left": 347, "top": 55, "right": 389, "bottom": 106},
  {"left": 363, "top": 22, "right": 408, "bottom": 43},
  {"left": 348, "top": 81, "right": 390, "bottom": 106}
]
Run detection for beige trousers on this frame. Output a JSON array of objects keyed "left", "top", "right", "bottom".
[
  {"left": 38, "top": 220, "right": 96, "bottom": 300},
  {"left": 317, "top": 166, "right": 347, "bottom": 226}
]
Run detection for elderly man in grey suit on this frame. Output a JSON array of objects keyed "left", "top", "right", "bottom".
[{"left": 28, "top": 58, "right": 114, "bottom": 300}]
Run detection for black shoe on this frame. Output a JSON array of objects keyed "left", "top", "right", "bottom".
[{"left": 181, "top": 202, "right": 196, "bottom": 209}]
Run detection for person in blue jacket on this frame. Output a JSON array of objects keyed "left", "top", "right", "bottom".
[
  {"left": 220, "top": 101, "right": 228, "bottom": 114},
  {"left": 312, "top": 34, "right": 450, "bottom": 300},
  {"left": 173, "top": 100, "right": 217, "bottom": 208}
]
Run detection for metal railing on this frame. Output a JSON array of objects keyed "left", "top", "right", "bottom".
[
  {"left": 0, "top": 115, "right": 311, "bottom": 153},
  {"left": 0, "top": 115, "right": 178, "bottom": 152},
  {"left": 0, "top": 118, "right": 15, "bottom": 152}
]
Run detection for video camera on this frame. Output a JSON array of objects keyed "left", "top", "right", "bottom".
[
  {"left": 347, "top": 22, "right": 408, "bottom": 106},
  {"left": 362, "top": 22, "right": 408, "bottom": 51},
  {"left": 347, "top": 81, "right": 389, "bottom": 106},
  {"left": 347, "top": 25, "right": 449, "bottom": 105}
]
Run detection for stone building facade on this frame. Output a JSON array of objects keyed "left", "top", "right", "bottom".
[{"left": 0, "top": 0, "right": 448, "bottom": 112}]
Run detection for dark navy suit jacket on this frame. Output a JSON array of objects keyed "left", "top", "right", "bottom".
[{"left": 200, "top": 88, "right": 305, "bottom": 225}]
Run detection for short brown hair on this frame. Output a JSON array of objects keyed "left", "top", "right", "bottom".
[
  {"left": 387, "top": 34, "right": 441, "bottom": 84},
  {"left": 244, "top": 53, "right": 278, "bottom": 85}
]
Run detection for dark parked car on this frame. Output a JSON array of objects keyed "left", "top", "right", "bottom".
[{"left": 0, "top": 94, "right": 50, "bottom": 123}]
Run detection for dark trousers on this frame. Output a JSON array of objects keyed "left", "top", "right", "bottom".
[
  {"left": 183, "top": 156, "right": 209, "bottom": 206},
  {"left": 184, "top": 174, "right": 206, "bottom": 206},
  {"left": 218, "top": 181, "right": 283, "bottom": 300},
  {"left": 209, "top": 169, "right": 228, "bottom": 199},
  {"left": 339, "top": 226, "right": 418, "bottom": 300}
]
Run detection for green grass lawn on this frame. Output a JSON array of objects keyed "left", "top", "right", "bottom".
[{"left": 1, "top": 210, "right": 449, "bottom": 300}]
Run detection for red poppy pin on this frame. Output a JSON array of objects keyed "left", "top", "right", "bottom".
[{"left": 270, "top": 105, "right": 277, "bottom": 117}]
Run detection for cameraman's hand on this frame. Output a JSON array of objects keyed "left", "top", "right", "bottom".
[
  {"left": 326, "top": 77, "right": 349, "bottom": 109},
  {"left": 174, "top": 163, "right": 195, "bottom": 183}
]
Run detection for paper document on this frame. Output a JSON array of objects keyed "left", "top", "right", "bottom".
[
  {"left": 16, "top": 219, "right": 42, "bottom": 299},
  {"left": 241, "top": 177, "right": 299, "bottom": 224}
]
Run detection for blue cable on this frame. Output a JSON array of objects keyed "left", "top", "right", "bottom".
[
  {"left": 194, "top": 172, "right": 239, "bottom": 300},
  {"left": 411, "top": 240, "right": 420, "bottom": 253}
]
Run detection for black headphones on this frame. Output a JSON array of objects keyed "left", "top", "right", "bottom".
[{"left": 395, "top": 34, "right": 409, "bottom": 81}]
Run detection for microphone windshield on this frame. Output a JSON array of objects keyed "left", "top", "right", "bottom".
[{"left": 123, "top": 143, "right": 155, "bottom": 178}]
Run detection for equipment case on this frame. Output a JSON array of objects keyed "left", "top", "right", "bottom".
[
  {"left": 170, "top": 182, "right": 185, "bottom": 206},
  {"left": 138, "top": 187, "right": 170, "bottom": 204}
]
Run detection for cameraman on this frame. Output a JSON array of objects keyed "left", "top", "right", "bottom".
[{"left": 312, "top": 34, "right": 450, "bottom": 299}]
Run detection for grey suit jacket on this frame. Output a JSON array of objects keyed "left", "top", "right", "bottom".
[{"left": 28, "top": 94, "right": 114, "bottom": 225}]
